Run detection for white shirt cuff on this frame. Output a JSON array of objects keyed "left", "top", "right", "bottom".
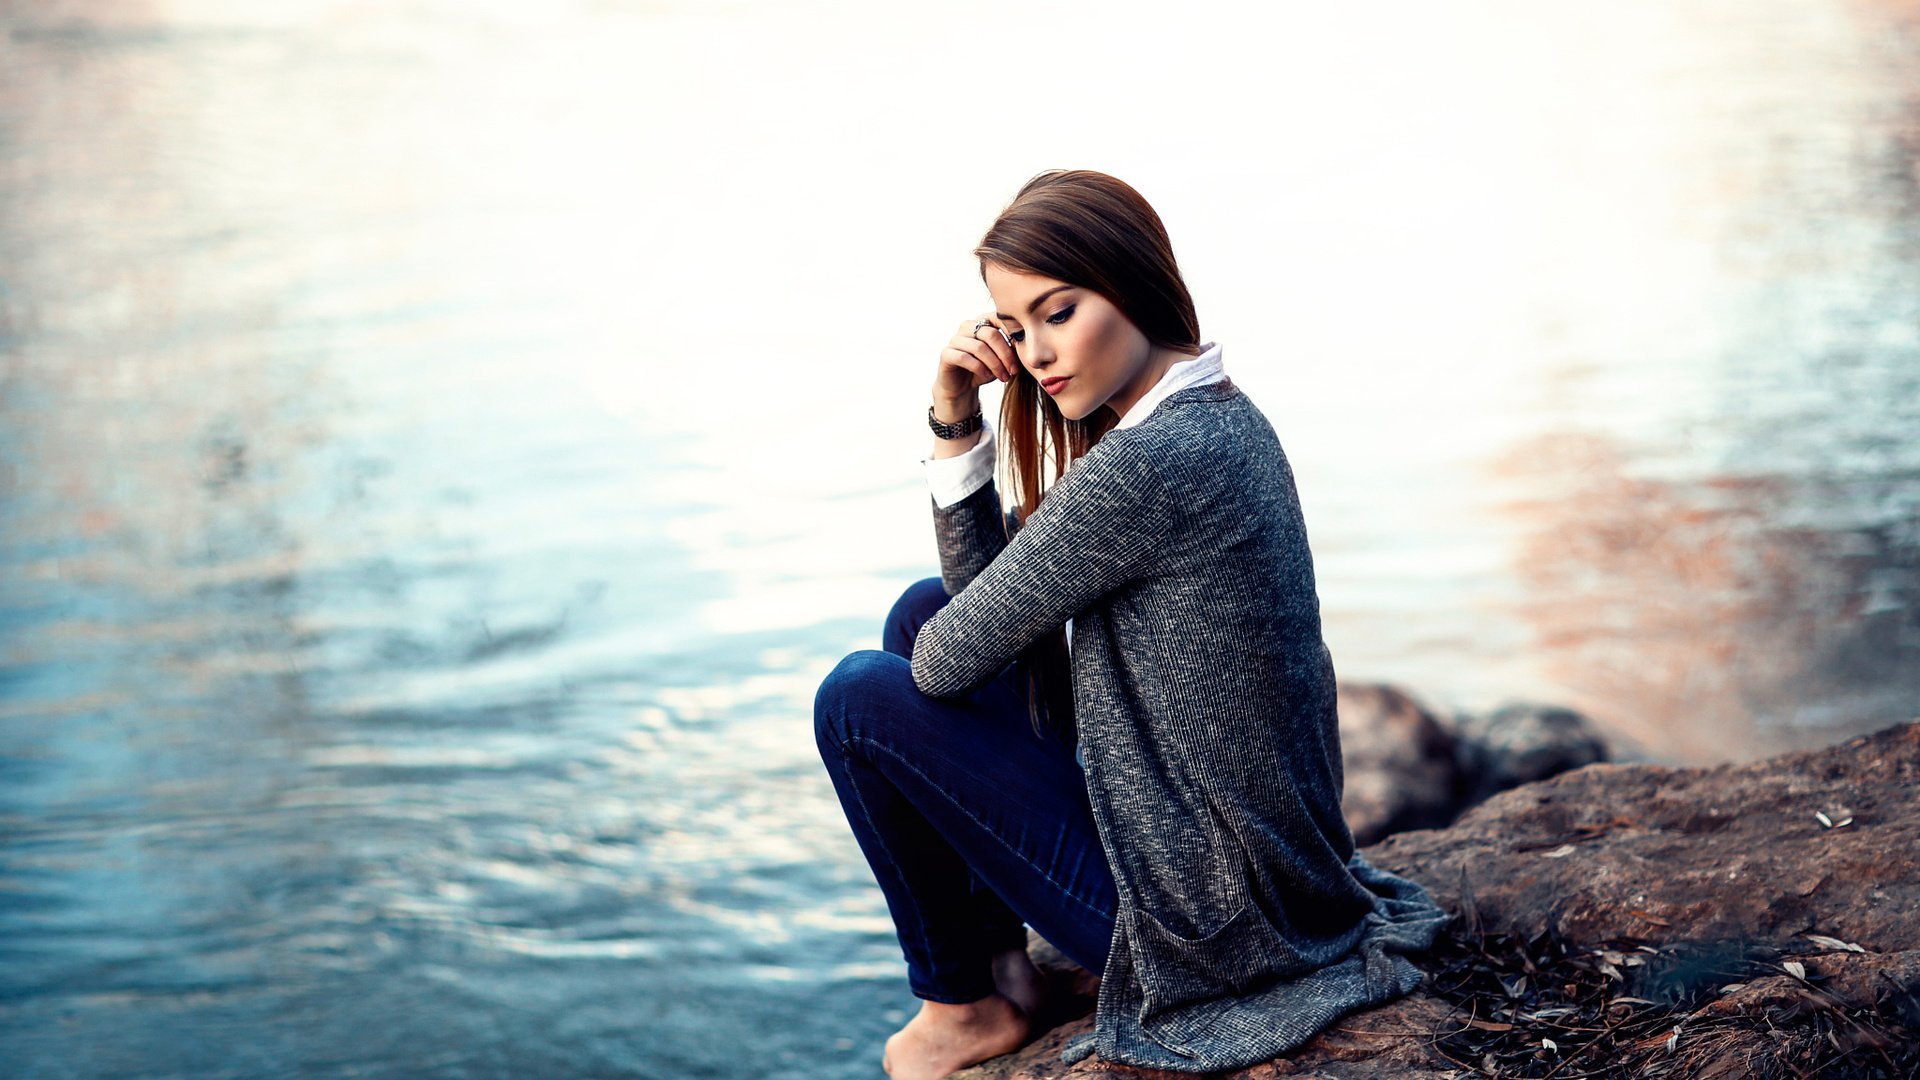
[{"left": 922, "top": 418, "right": 996, "bottom": 509}]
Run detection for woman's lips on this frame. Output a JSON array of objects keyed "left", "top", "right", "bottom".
[{"left": 1040, "top": 375, "right": 1071, "bottom": 394}]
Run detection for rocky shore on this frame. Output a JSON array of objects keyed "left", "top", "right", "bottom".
[{"left": 948, "top": 695, "right": 1920, "bottom": 1079}]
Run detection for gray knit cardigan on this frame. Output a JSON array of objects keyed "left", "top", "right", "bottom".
[{"left": 911, "top": 377, "right": 1450, "bottom": 1071}]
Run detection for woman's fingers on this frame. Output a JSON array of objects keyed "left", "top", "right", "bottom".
[
  {"left": 949, "top": 321, "right": 1005, "bottom": 382},
  {"left": 973, "top": 314, "right": 1018, "bottom": 376},
  {"left": 934, "top": 315, "right": 1021, "bottom": 402},
  {"left": 939, "top": 344, "right": 996, "bottom": 390},
  {"left": 953, "top": 317, "right": 1016, "bottom": 382},
  {"left": 957, "top": 336, "right": 1013, "bottom": 383}
]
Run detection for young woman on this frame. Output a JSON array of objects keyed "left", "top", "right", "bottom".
[{"left": 814, "top": 170, "right": 1448, "bottom": 1079}]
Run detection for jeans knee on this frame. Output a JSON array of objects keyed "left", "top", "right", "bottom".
[
  {"left": 883, "top": 576, "right": 951, "bottom": 656},
  {"left": 895, "top": 574, "right": 949, "bottom": 614},
  {"left": 814, "top": 648, "right": 910, "bottom": 751}
]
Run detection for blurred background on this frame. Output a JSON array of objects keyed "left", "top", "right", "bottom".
[{"left": 1, "top": 0, "right": 1915, "bottom": 1076}]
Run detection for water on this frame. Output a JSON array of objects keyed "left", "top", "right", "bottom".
[{"left": 1, "top": 1, "right": 1915, "bottom": 1076}]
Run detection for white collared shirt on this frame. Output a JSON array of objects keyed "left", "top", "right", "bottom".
[
  {"left": 1111, "top": 339, "right": 1225, "bottom": 430},
  {"left": 920, "top": 341, "right": 1225, "bottom": 508}
]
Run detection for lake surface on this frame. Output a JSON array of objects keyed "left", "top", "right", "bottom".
[{"left": 2, "top": 1, "right": 1915, "bottom": 1076}]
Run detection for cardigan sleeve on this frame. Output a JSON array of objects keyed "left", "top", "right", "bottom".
[
  {"left": 929, "top": 481, "right": 1015, "bottom": 597},
  {"left": 912, "top": 435, "right": 1172, "bottom": 698},
  {"left": 927, "top": 421, "right": 1025, "bottom": 597}
]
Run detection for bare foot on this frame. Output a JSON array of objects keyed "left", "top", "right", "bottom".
[
  {"left": 881, "top": 992, "right": 1029, "bottom": 1080},
  {"left": 990, "top": 945, "right": 1045, "bottom": 1021}
]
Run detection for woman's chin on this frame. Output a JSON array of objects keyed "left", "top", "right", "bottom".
[{"left": 1056, "top": 395, "right": 1097, "bottom": 422}]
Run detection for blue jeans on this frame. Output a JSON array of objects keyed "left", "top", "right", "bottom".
[{"left": 813, "top": 576, "right": 1118, "bottom": 1003}]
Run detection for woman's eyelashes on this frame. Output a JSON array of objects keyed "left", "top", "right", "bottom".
[{"left": 1004, "top": 305, "right": 1074, "bottom": 345}]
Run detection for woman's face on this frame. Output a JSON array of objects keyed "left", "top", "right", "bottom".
[{"left": 982, "top": 262, "right": 1171, "bottom": 423}]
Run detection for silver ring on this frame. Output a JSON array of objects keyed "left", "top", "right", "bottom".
[{"left": 971, "top": 318, "right": 992, "bottom": 335}]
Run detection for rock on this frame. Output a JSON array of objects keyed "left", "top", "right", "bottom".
[
  {"left": 1372, "top": 719, "right": 1914, "bottom": 950},
  {"left": 1335, "top": 682, "right": 1610, "bottom": 847},
  {"left": 946, "top": 719, "right": 1920, "bottom": 1079},
  {"left": 1450, "top": 700, "right": 1610, "bottom": 805},
  {"left": 1335, "top": 682, "right": 1464, "bottom": 845}
]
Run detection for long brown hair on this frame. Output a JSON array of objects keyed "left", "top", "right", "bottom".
[{"left": 972, "top": 169, "right": 1203, "bottom": 747}]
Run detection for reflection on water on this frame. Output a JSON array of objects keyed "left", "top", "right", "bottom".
[
  {"left": 1492, "top": 429, "right": 1918, "bottom": 762},
  {"left": 1, "top": 1, "right": 1916, "bottom": 1076}
]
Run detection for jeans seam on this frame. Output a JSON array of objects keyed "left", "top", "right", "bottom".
[{"left": 842, "top": 734, "right": 1114, "bottom": 922}]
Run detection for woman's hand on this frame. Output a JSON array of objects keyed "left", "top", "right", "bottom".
[{"left": 932, "top": 313, "right": 1020, "bottom": 406}]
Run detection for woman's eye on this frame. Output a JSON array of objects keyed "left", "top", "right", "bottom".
[{"left": 1004, "top": 305, "right": 1071, "bottom": 346}]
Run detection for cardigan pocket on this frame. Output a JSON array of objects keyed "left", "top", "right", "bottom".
[{"left": 1127, "top": 897, "right": 1291, "bottom": 1057}]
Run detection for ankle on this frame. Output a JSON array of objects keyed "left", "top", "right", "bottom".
[
  {"left": 920, "top": 992, "right": 1016, "bottom": 1025},
  {"left": 990, "top": 944, "right": 1033, "bottom": 968}
]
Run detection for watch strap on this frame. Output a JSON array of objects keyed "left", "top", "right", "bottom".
[{"left": 928, "top": 403, "right": 984, "bottom": 439}]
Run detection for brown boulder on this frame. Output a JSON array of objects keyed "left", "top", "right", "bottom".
[
  {"left": 1334, "top": 682, "right": 1612, "bottom": 847},
  {"left": 1372, "top": 718, "right": 1917, "bottom": 950},
  {"left": 1335, "top": 682, "right": 1464, "bottom": 845}
]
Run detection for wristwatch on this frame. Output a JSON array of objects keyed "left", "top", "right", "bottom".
[{"left": 928, "top": 403, "right": 984, "bottom": 439}]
